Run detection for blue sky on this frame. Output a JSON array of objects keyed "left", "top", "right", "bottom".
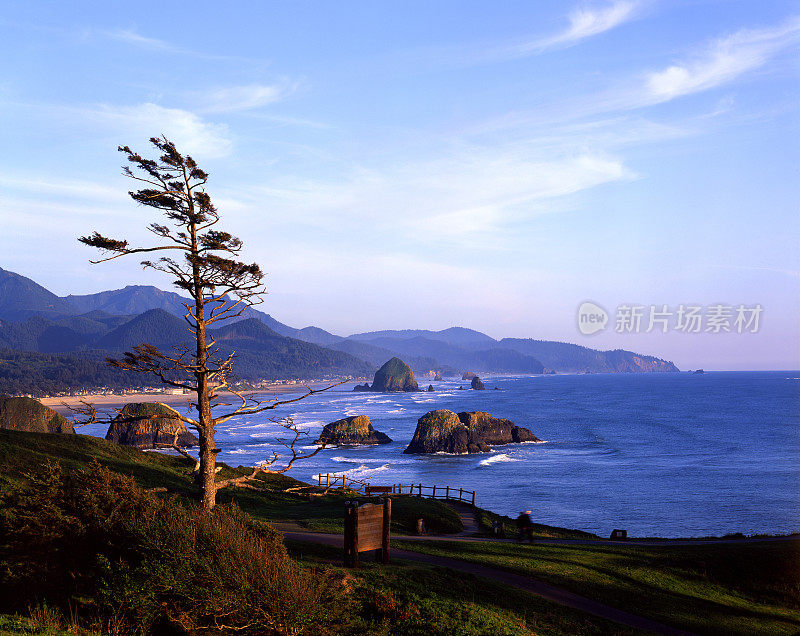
[{"left": 1, "top": 1, "right": 798, "bottom": 370}]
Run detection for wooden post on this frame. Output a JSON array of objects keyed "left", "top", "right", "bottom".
[
  {"left": 459, "top": 487, "right": 463, "bottom": 502},
  {"left": 432, "top": 485, "right": 436, "bottom": 499},
  {"left": 381, "top": 497, "right": 391, "bottom": 564},
  {"left": 471, "top": 490, "right": 475, "bottom": 506},
  {"left": 446, "top": 486, "right": 450, "bottom": 500},
  {"left": 344, "top": 501, "right": 360, "bottom": 568},
  {"left": 418, "top": 484, "right": 422, "bottom": 497}
]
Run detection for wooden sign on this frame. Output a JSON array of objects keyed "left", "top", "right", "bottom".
[{"left": 344, "top": 498, "right": 391, "bottom": 567}]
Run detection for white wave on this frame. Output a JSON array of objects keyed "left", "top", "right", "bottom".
[
  {"left": 387, "top": 409, "right": 405, "bottom": 414},
  {"left": 228, "top": 448, "right": 249, "bottom": 455},
  {"left": 314, "top": 464, "right": 392, "bottom": 481},
  {"left": 521, "top": 439, "right": 548, "bottom": 444},
  {"left": 330, "top": 456, "right": 413, "bottom": 465},
  {"left": 477, "top": 453, "right": 517, "bottom": 467}
]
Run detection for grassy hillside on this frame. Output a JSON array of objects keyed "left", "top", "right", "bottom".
[
  {"left": 0, "top": 430, "right": 636, "bottom": 635},
  {"left": 394, "top": 539, "right": 800, "bottom": 635}
]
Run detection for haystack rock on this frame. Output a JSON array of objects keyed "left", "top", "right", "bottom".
[
  {"left": 471, "top": 376, "right": 486, "bottom": 390},
  {"left": 105, "top": 402, "right": 198, "bottom": 449},
  {"left": 314, "top": 415, "right": 391, "bottom": 445},
  {"left": 0, "top": 396, "right": 74, "bottom": 434},
  {"left": 457, "top": 411, "right": 539, "bottom": 444},
  {"left": 364, "top": 357, "right": 421, "bottom": 392},
  {"left": 434, "top": 372, "right": 443, "bottom": 381},
  {"left": 427, "top": 384, "right": 435, "bottom": 392},
  {"left": 403, "top": 409, "right": 488, "bottom": 454}
]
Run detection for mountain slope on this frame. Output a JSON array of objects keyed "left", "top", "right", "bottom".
[
  {"left": 63, "top": 283, "right": 346, "bottom": 346},
  {"left": 210, "top": 319, "right": 372, "bottom": 380},
  {"left": 347, "top": 335, "right": 545, "bottom": 373},
  {"left": 348, "top": 327, "right": 496, "bottom": 348},
  {"left": 500, "top": 338, "right": 679, "bottom": 373},
  {"left": 0, "top": 268, "right": 75, "bottom": 321}
]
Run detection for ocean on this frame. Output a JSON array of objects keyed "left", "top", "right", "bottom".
[{"left": 86, "top": 371, "right": 800, "bottom": 538}]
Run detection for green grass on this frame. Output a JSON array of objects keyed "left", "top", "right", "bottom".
[
  {"left": 4, "top": 430, "right": 799, "bottom": 635},
  {"left": 392, "top": 538, "right": 800, "bottom": 635},
  {"left": 221, "top": 488, "right": 464, "bottom": 534},
  {"left": 474, "top": 507, "right": 599, "bottom": 540},
  {"left": 0, "top": 430, "right": 464, "bottom": 535},
  {"left": 285, "top": 539, "right": 642, "bottom": 635},
  {"left": 0, "top": 614, "right": 84, "bottom": 635}
]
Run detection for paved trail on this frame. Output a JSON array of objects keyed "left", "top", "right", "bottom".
[{"left": 284, "top": 529, "right": 695, "bottom": 636}]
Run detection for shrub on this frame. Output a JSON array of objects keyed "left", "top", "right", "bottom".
[{"left": 0, "top": 462, "right": 343, "bottom": 634}]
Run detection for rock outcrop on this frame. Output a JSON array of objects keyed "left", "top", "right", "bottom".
[
  {"left": 471, "top": 376, "right": 485, "bottom": 390},
  {"left": 434, "top": 372, "right": 443, "bottom": 381},
  {"left": 403, "top": 409, "right": 489, "bottom": 454},
  {"left": 352, "top": 383, "right": 372, "bottom": 392},
  {"left": 457, "top": 411, "right": 539, "bottom": 444},
  {"left": 427, "top": 384, "right": 434, "bottom": 392},
  {"left": 105, "top": 402, "right": 198, "bottom": 449},
  {"left": 462, "top": 371, "right": 477, "bottom": 380},
  {"left": 355, "top": 357, "right": 421, "bottom": 392},
  {"left": 314, "top": 415, "right": 391, "bottom": 445},
  {"left": 0, "top": 396, "right": 74, "bottom": 433},
  {"left": 404, "top": 409, "right": 540, "bottom": 454}
]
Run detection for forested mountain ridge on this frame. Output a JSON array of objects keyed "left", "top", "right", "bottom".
[{"left": 0, "top": 267, "right": 680, "bottom": 396}]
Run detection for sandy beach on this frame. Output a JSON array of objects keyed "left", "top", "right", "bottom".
[{"left": 42, "top": 382, "right": 332, "bottom": 417}]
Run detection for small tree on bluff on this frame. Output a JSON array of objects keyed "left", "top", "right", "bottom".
[{"left": 80, "top": 136, "right": 329, "bottom": 511}]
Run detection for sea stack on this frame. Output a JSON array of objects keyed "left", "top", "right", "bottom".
[
  {"left": 471, "top": 376, "right": 486, "bottom": 390},
  {"left": 404, "top": 409, "right": 540, "bottom": 454},
  {"left": 314, "top": 415, "right": 391, "bottom": 445},
  {"left": 0, "top": 396, "right": 74, "bottom": 434},
  {"left": 404, "top": 409, "right": 489, "bottom": 454},
  {"left": 457, "top": 412, "right": 539, "bottom": 444},
  {"left": 105, "top": 402, "right": 198, "bottom": 449},
  {"left": 357, "top": 357, "right": 421, "bottom": 392}
]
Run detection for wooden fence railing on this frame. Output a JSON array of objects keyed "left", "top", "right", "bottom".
[
  {"left": 317, "top": 473, "right": 370, "bottom": 492},
  {"left": 316, "top": 474, "right": 477, "bottom": 505},
  {"left": 391, "top": 483, "right": 476, "bottom": 506}
]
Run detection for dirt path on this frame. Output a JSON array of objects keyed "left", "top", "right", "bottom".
[
  {"left": 283, "top": 530, "right": 694, "bottom": 635},
  {"left": 444, "top": 500, "right": 480, "bottom": 536}
]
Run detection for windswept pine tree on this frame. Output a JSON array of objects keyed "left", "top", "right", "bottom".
[{"left": 79, "top": 136, "right": 331, "bottom": 511}]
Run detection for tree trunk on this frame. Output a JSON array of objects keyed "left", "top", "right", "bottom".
[{"left": 198, "top": 412, "right": 217, "bottom": 511}]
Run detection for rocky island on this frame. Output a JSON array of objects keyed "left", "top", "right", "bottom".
[
  {"left": 0, "top": 396, "right": 74, "bottom": 434},
  {"left": 404, "top": 409, "right": 539, "bottom": 454},
  {"left": 105, "top": 402, "right": 198, "bottom": 449},
  {"left": 471, "top": 376, "right": 485, "bottom": 390},
  {"left": 314, "top": 415, "right": 392, "bottom": 445},
  {"left": 352, "top": 357, "right": 421, "bottom": 392}
]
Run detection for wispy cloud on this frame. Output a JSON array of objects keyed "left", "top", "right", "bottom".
[
  {"left": 91, "top": 103, "right": 232, "bottom": 158},
  {"left": 643, "top": 16, "right": 800, "bottom": 103},
  {"left": 500, "top": 0, "right": 642, "bottom": 58},
  {"left": 395, "top": 1, "right": 642, "bottom": 70},
  {"left": 200, "top": 83, "right": 291, "bottom": 114},
  {"left": 243, "top": 143, "right": 632, "bottom": 249},
  {"left": 100, "top": 28, "right": 267, "bottom": 64},
  {"left": 466, "top": 14, "right": 800, "bottom": 138},
  {"left": 104, "top": 29, "right": 175, "bottom": 51}
]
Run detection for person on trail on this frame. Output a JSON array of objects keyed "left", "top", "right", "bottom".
[{"left": 516, "top": 510, "right": 534, "bottom": 543}]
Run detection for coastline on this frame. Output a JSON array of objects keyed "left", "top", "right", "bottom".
[{"left": 43, "top": 382, "right": 333, "bottom": 416}]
